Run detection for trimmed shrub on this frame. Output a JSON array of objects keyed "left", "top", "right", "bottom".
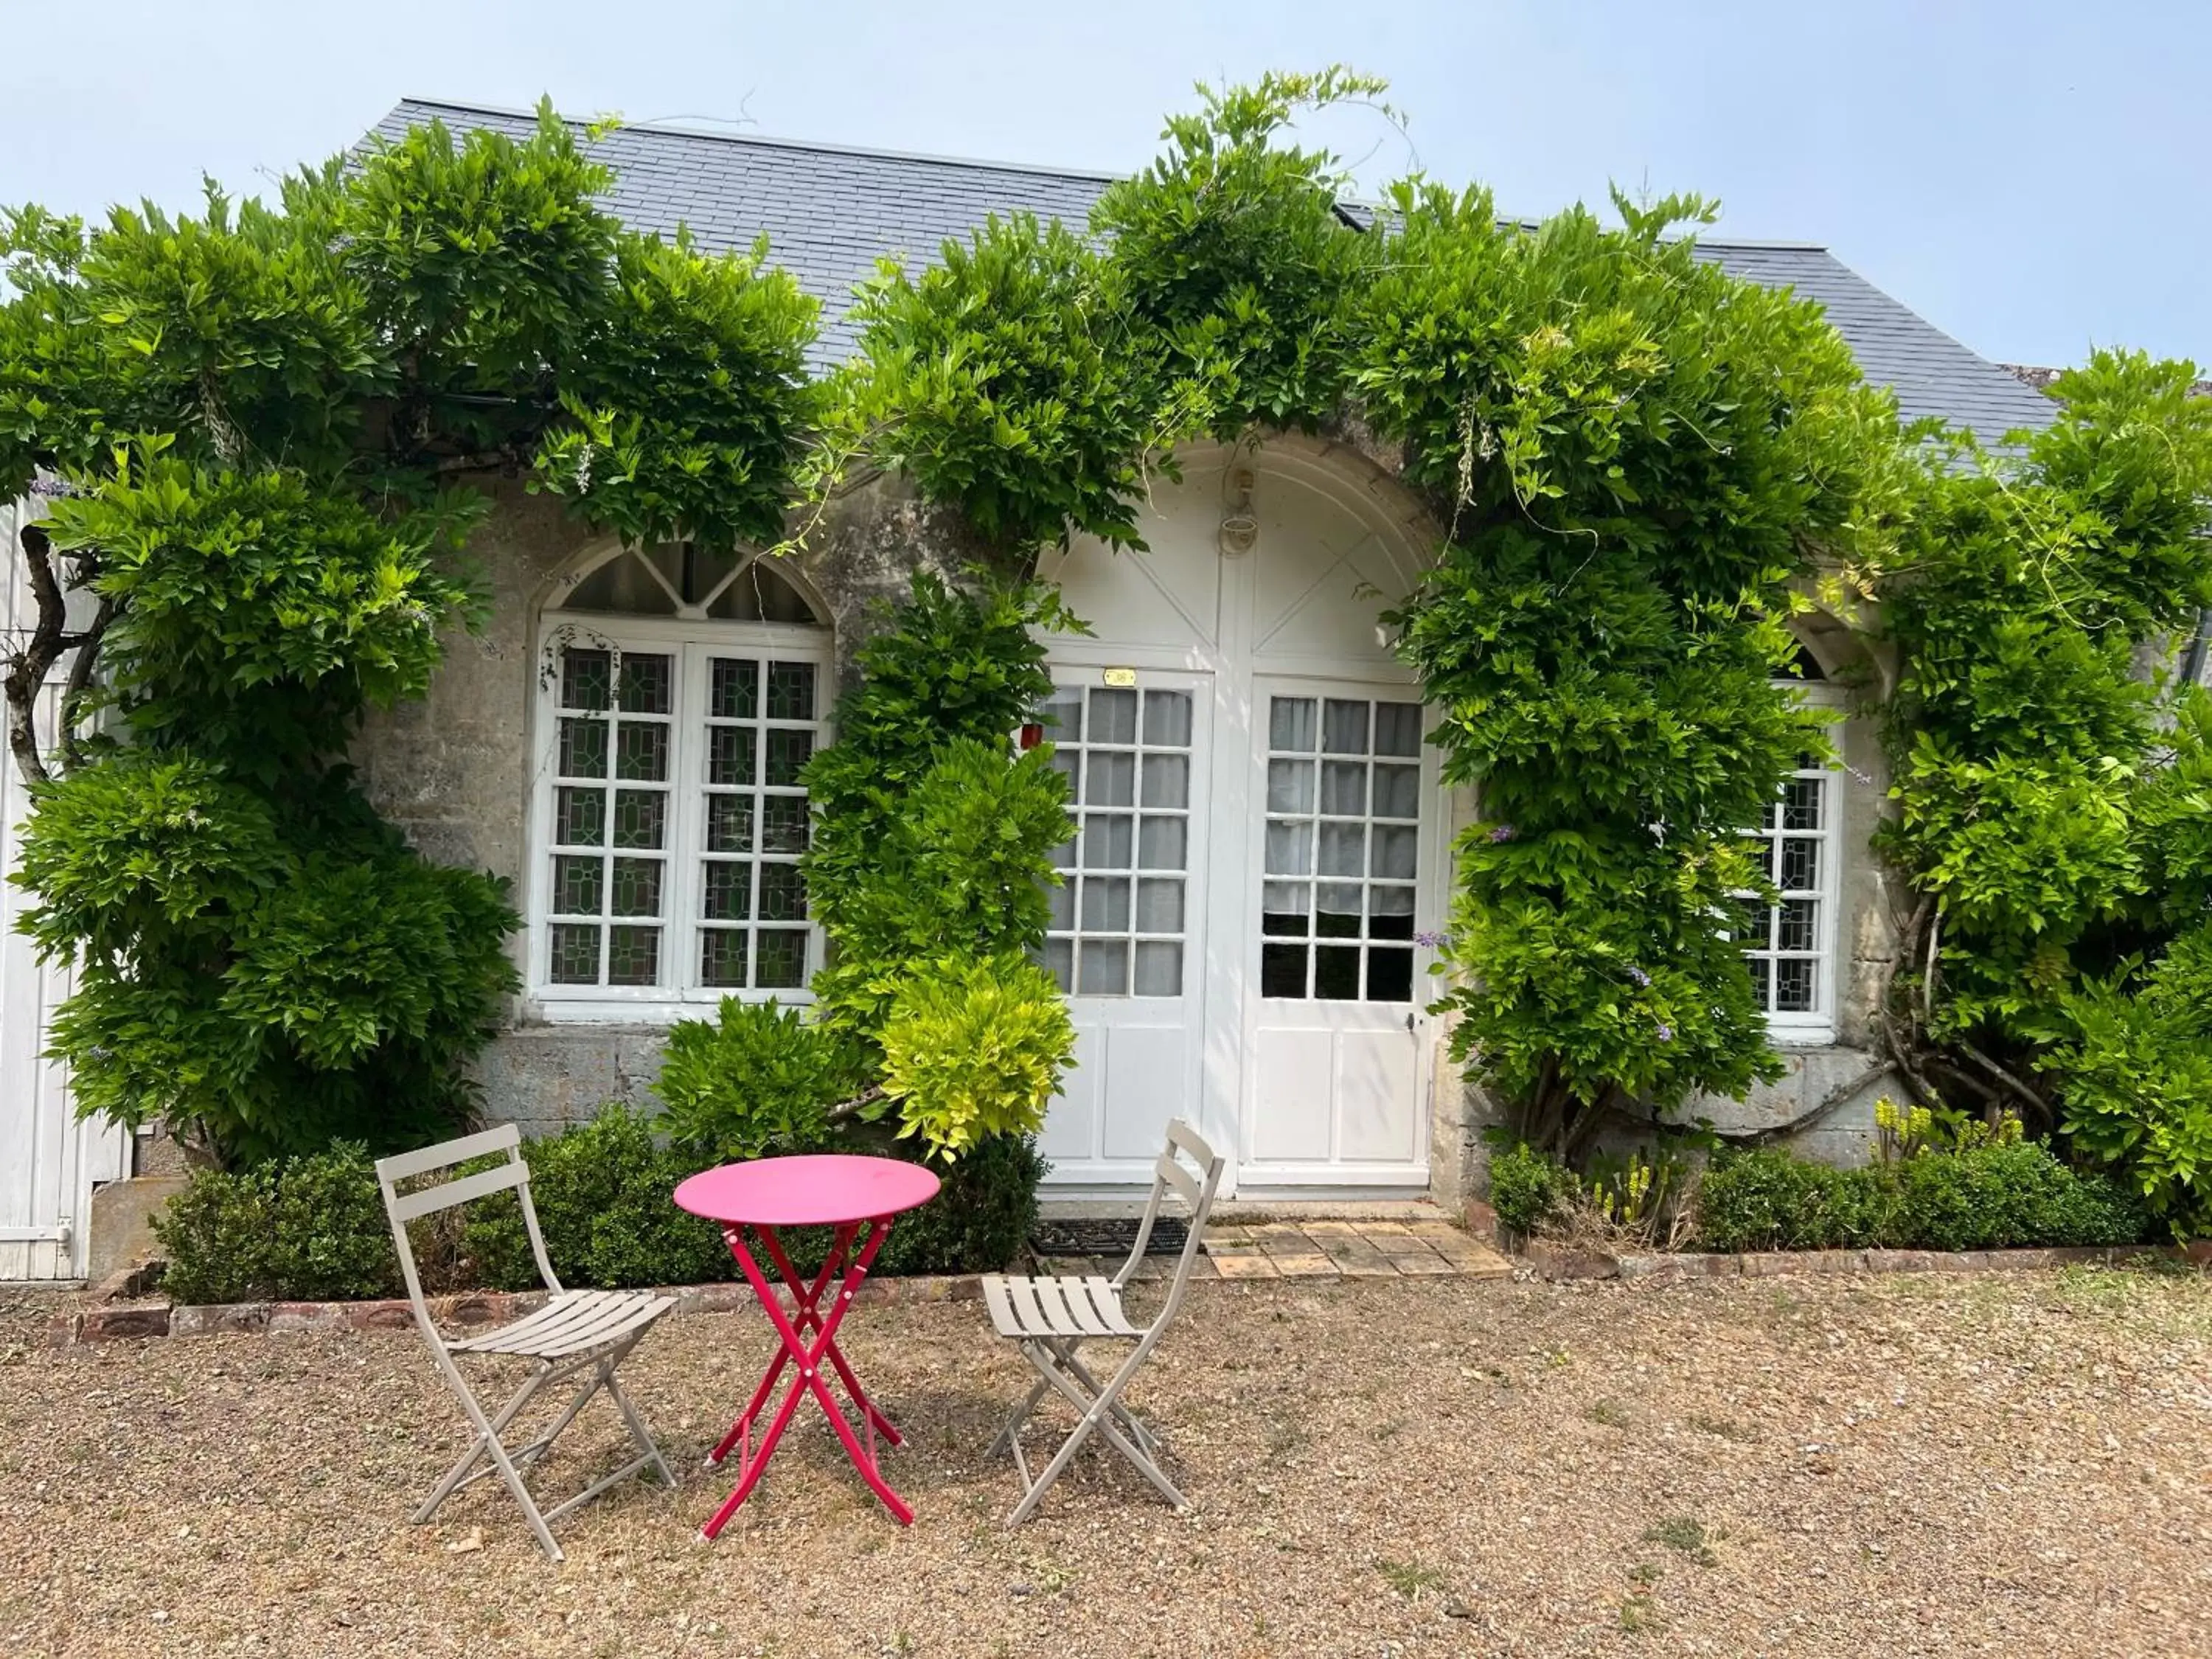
[
  {"left": 153, "top": 1143, "right": 400, "bottom": 1304},
  {"left": 1487, "top": 1139, "right": 1576, "bottom": 1237}
]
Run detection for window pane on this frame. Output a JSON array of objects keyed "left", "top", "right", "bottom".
[
  {"left": 1046, "top": 877, "right": 1077, "bottom": 931},
  {"left": 556, "top": 787, "right": 605, "bottom": 847},
  {"left": 1323, "top": 700, "right": 1370, "bottom": 755},
  {"left": 1269, "top": 698, "right": 1316, "bottom": 753},
  {"left": 1319, "top": 821, "right": 1366, "bottom": 877},
  {"left": 1088, "top": 689, "right": 1138, "bottom": 745},
  {"left": 557, "top": 717, "right": 608, "bottom": 780},
  {"left": 1321, "top": 760, "right": 1367, "bottom": 816},
  {"left": 1265, "top": 820, "right": 1312, "bottom": 876},
  {"left": 552, "top": 855, "right": 602, "bottom": 916},
  {"left": 1314, "top": 945, "right": 1361, "bottom": 998},
  {"left": 1372, "top": 764, "right": 1420, "bottom": 820},
  {"left": 700, "top": 928, "right": 749, "bottom": 988},
  {"left": 1782, "top": 776, "right": 1823, "bottom": 831},
  {"left": 1138, "top": 815, "right": 1186, "bottom": 871},
  {"left": 1374, "top": 702, "right": 1422, "bottom": 757},
  {"left": 606, "top": 925, "right": 660, "bottom": 986},
  {"left": 709, "top": 727, "right": 757, "bottom": 787},
  {"left": 1370, "top": 886, "right": 1416, "bottom": 939},
  {"left": 706, "top": 795, "right": 754, "bottom": 854},
  {"left": 1267, "top": 759, "right": 1315, "bottom": 814},
  {"left": 1141, "top": 754, "right": 1189, "bottom": 809},
  {"left": 612, "top": 790, "right": 667, "bottom": 849},
  {"left": 1085, "top": 750, "right": 1135, "bottom": 807},
  {"left": 759, "top": 862, "right": 807, "bottom": 922},
  {"left": 1778, "top": 898, "right": 1818, "bottom": 953},
  {"left": 1080, "top": 876, "right": 1131, "bottom": 933},
  {"left": 1135, "top": 877, "right": 1183, "bottom": 934},
  {"left": 1040, "top": 691, "right": 1082, "bottom": 745},
  {"left": 1134, "top": 941, "right": 1183, "bottom": 997},
  {"left": 1143, "top": 691, "right": 1192, "bottom": 748},
  {"left": 1082, "top": 813, "right": 1134, "bottom": 871},
  {"left": 759, "top": 794, "right": 810, "bottom": 854},
  {"left": 1779, "top": 838, "right": 1820, "bottom": 892},
  {"left": 765, "top": 728, "right": 813, "bottom": 787},
  {"left": 702, "top": 861, "right": 751, "bottom": 922},
  {"left": 614, "top": 722, "right": 668, "bottom": 782},
  {"left": 1315, "top": 883, "right": 1363, "bottom": 939},
  {"left": 710, "top": 657, "right": 759, "bottom": 720},
  {"left": 1366, "top": 948, "right": 1414, "bottom": 1002},
  {"left": 765, "top": 661, "right": 816, "bottom": 721},
  {"left": 549, "top": 922, "right": 600, "bottom": 984},
  {"left": 1040, "top": 937, "right": 1074, "bottom": 992},
  {"left": 1078, "top": 939, "right": 1129, "bottom": 995},
  {"left": 560, "top": 649, "right": 611, "bottom": 712},
  {"left": 754, "top": 931, "right": 807, "bottom": 989},
  {"left": 1775, "top": 958, "right": 1817, "bottom": 1013},
  {"left": 616, "top": 654, "right": 671, "bottom": 715},
  {"left": 1262, "top": 942, "right": 1308, "bottom": 998},
  {"left": 611, "top": 857, "right": 662, "bottom": 917},
  {"left": 1371, "top": 825, "right": 1419, "bottom": 880},
  {"left": 1262, "top": 881, "right": 1309, "bottom": 936}
]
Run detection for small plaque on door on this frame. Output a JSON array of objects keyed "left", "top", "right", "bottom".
[{"left": 1101, "top": 667, "right": 1138, "bottom": 687}]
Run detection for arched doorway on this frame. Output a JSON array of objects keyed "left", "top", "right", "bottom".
[{"left": 1032, "top": 439, "right": 1447, "bottom": 1196}]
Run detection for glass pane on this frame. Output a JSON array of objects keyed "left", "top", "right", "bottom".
[
  {"left": 1319, "top": 821, "right": 1366, "bottom": 877},
  {"left": 702, "top": 861, "right": 751, "bottom": 922},
  {"left": 1269, "top": 697, "right": 1316, "bottom": 753},
  {"left": 709, "top": 727, "right": 757, "bottom": 787},
  {"left": 1089, "top": 688, "right": 1138, "bottom": 745},
  {"left": 1779, "top": 838, "right": 1820, "bottom": 892},
  {"left": 557, "top": 717, "right": 608, "bottom": 780},
  {"left": 1321, "top": 760, "right": 1367, "bottom": 817},
  {"left": 1080, "top": 876, "right": 1131, "bottom": 933},
  {"left": 1747, "top": 956, "right": 1773, "bottom": 1007},
  {"left": 552, "top": 854, "right": 602, "bottom": 916},
  {"left": 1736, "top": 896, "right": 1775, "bottom": 947},
  {"left": 1265, "top": 819, "right": 1312, "bottom": 876},
  {"left": 549, "top": 922, "right": 600, "bottom": 984},
  {"left": 1374, "top": 702, "right": 1422, "bottom": 757},
  {"left": 610, "top": 857, "right": 661, "bottom": 917},
  {"left": 765, "top": 661, "right": 816, "bottom": 722},
  {"left": 1782, "top": 776, "right": 1823, "bottom": 831},
  {"left": 1141, "top": 754, "right": 1189, "bottom": 809},
  {"left": 1049, "top": 748, "right": 1081, "bottom": 800},
  {"left": 1366, "top": 948, "right": 1414, "bottom": 1002},
  {"left": 1143, "top": 691, "right": 1192, "bottom": 748},
  {"left": 1371, "top": 825, "right": 1418, "bottom": 880},
  {"left": 1323, "top": 699, "right": 1370, "bottom": 755},
  {"left": 1047, "top": 830, "right": 1076, "bottom": 871},
  {"left": 555, "top": 786, "right": 605, "bottom": 847},
  {"left": 1085, "top": 751, "right": 1135, "bottom": 807},
  {"left": 1134, "top": 941, "right": 1183, "bottom": 997},
  {"left": 1775, "top": 957, "right": 1817, "bottom": 1013},
  {"left": 1041, "top": 937, "right": 1074, "bottom": 993},
  {"left": 616, "top": 654, "right": 672, "bottom": 715},
  {"left": 706, "top": 794, "right": 754, "bottom": 854},
  {"left": 561, "top": 649, "right": 612, "bottom": 713},
  {"left": 1370, "top": 885, "right": 1416, "bottom": 939},
  {"left": 1040, "top": 691, "right": 1082, "bottom": 745},
  {"left": 1267, "top": 759, "right": 1315, "bottom": 814},
  {"left": 760, "top": 795, "right": 810, "bottom": 855},
  {"left": 1315, "top": 882, "right": 1363, "bottom": 938},
  {"left": 1315, "top": 945, "right": 1361, "bottom": 999},
  {"left": 607, "top": 925, "right": 660, "bottom": 986},
  {"left": 1262, "top": 942, "right": 1308, "bottom": 998},
  {"left": 1778, "top": 898, "right": 1818, "bottom": 953},
  {"left": 1138, "top": 815, "right": 1186, "bottom": 871},
  {"left": 612, "top": 790, "right": 667, "bottom": 849},
  {"left": 1078, "top": 939, "right": 1129, "bottom": 995},
  {"left": 759, "top": 862, "right": 807, "bottom": 922},
  {"left": 755, "top": 931, "right": 807, "bottom": 990},
  {"left": 709, "top": 657, "right": 759, "bottom": 720},
  {"left": 700, "top": 928, "right": 748, "bottom": 988},
  {"left": 1046, "top": 877, "right": 1077, "bottom": 931},
  {"left": 1082, "top": 813, "right": 1133, "bottom": 871},
  {"left": 1135, "top": 877, "right": 1183, "bottom": 934},
  {"left": 1372, "top": 764, "right": 1419, "bottom": 820},
  {"left": 1262, "top": 881, "right": 1309, "bottom": 936},
  {"left": 765, "top": 728, "right": 813, "bottom": 787},
  {"left": 614, "top": 722, "right": 668, "bottom": 782}
]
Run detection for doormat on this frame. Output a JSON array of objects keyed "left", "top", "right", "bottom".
[{"left": 1030, "top": 1215, "right": 1190, "bottom": 1258}]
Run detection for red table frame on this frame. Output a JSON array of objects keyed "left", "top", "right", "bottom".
[{"left": 700, "top": 1215, "right": 912, "bottom": 1537}]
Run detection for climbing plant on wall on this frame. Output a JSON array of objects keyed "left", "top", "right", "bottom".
[{"left": 0, "top": 105, "right": 820, "bottom": 1164}]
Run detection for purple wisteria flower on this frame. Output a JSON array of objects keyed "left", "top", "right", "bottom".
[
  {"left": 1626, "top": 965, "right": 1650, "bottom": 987},
  {"left": 1486, "top": 823, "right": 1517, "bottom": 844},
  {"left": 1655, "top": 1022, "right": 1675, "bottom": 1043},
  {"left": 1414, "top": 930, "right": 1452, "bottom": 950}
]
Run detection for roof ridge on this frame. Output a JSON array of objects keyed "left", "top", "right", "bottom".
[{"left": 390, "top": 97, "right": 1125, "bottom": 186}]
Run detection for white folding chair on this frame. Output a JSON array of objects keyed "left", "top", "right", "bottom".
[
  {"left": 375, "top": 1124, "right": 677, "bottom": 1561},
  {"left": 981, "top": 1118, "right": 1225, "bottom": 1526}
]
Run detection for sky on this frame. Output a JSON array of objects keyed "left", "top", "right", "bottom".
[{"left": 1, "top": 0, "right": 2204, "bottom": 372}]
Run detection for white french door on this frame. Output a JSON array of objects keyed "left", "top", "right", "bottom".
[
  {"left": 1032, "top": 670, "right": 1213, "bottom": 1183},
  {"left": 1237, "top": 682, "right": 1433, "bottom": 1187}
]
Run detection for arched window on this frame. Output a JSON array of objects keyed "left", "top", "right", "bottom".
[{"left": 528, "top": 543, "right": 832, "bottom": 1015}]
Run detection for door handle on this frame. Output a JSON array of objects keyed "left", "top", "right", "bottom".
[{"left": 1405, "top": 1012, "right": 1415, "bottom": 1034}]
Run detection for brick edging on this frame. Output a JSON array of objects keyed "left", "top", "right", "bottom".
[
  {"left": 1519, "top": 1239, "right": 2212, "bottom": 1282},
  {"left": 50, "top": 1270, "right": 983, "bottom": 1348}
]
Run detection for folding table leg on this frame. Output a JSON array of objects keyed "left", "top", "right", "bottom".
[{"left": 759, "top": 1225, "right": 902, "bottom": 1447}]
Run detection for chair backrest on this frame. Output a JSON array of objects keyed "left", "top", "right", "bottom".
[
  {"left": 374, "top": 1124, "right": 561, "bottom": 1328},
  {"left": 1113, "top": 1118, "right": 1225, "bottom": 1331}
]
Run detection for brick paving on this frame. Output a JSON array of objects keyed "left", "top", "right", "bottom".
[{"left": 1040, "top": 1217, "right": 1512, "bottom": 1281}]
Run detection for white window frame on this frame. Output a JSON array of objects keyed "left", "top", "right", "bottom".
[
  {"left": 527, "top": 610, "right": 831, "bottom": 1022},
  {"left": 1739, "top": 685, "right": 1846, "bottom": 1047}
]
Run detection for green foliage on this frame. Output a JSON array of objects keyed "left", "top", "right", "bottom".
[
  {"left": 463, "top": 1105, "right": 731, "bottom": 1292},
  {"left": 1486, "top": 1138, "right": 1576, "bottom": 1237},
  {"left": 152, "top": 1143, "right": 400, "bottom": 1304},
  {"left": 879, "top": 953, "right": 1075, "bottom": 1156},
  {"left": 1694, "top": 1144, "right": 2144, "bottom": 1253},
  {"left": 651, "top": 997, "right": 864, "bottom": 1165},
  {"left": 3, "top": 102, "right": 816, "bottom": 1164}
]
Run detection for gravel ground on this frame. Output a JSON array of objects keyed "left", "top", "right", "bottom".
[{"left": 3, "top": 1265, "right": 2209, "bottom": 1658}]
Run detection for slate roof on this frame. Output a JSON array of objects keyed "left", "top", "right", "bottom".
[{"left": 375, "top": 99, "right": 2059, "bottom": 437}]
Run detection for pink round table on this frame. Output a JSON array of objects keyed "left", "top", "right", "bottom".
[{"left": 675, "top": 1154, "right": 942, "bottom": 1535}]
